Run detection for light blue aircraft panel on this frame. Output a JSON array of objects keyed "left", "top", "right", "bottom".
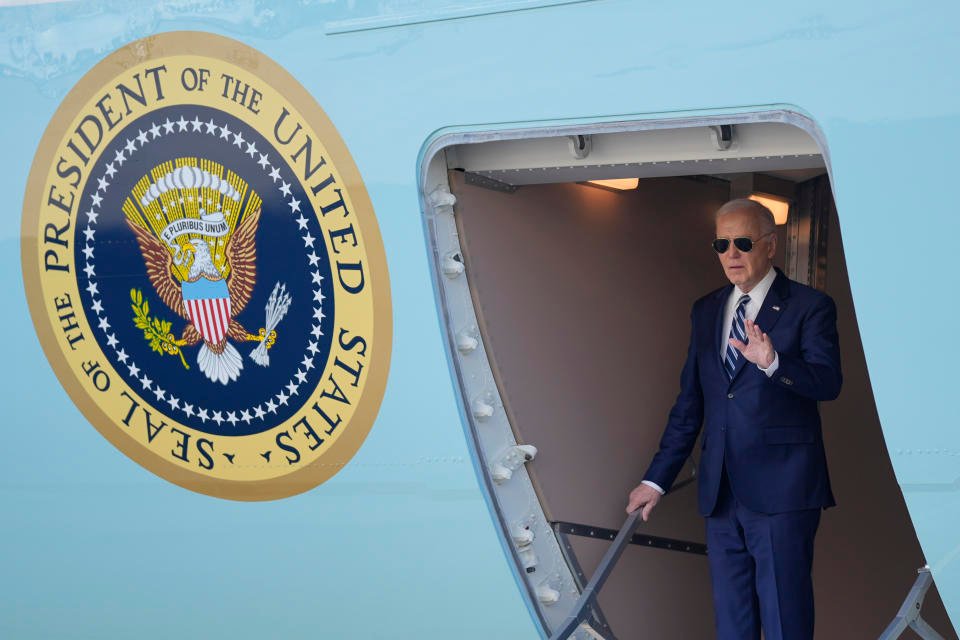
[{"left": 1, "top": 1, "right": 959, "bottom": 638}]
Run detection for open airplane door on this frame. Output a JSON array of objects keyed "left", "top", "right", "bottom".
[{"left": 420, "top": 112, "right": 957, "bottom": 639}]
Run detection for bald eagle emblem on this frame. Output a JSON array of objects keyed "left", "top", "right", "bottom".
[{"left": 124, "top": 159, "right": 292, "bottom": 385}]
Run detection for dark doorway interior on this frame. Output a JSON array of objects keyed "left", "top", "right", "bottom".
[{"left": 448, "top": 169, "right": 956, "bottom": 639}]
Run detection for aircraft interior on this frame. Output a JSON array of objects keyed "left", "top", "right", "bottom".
[{"left": 424, "top": 119, "right": 958, "bottom": 638}]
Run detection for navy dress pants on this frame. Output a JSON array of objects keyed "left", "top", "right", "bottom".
[{"left": 706, "top": 465, "right": 821, "bottom": 640}]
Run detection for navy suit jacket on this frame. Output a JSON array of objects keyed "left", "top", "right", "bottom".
[{"left": 643, "top": 268, "right": 841, "bottom": 516}]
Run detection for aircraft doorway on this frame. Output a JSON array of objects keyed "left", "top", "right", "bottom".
[{"left": 421, "top": 116, "right": 957, "bottom": 639}]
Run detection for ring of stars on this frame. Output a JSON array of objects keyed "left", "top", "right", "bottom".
[{"left": 80, "top": 110, "right": 329, "bottom": 428}]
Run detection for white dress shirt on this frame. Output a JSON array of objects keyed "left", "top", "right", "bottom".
[
  {"left": 642, "top": 267, "right": 780, "bottom": 496},
  {"left": 719, "top": 266, "right": 779, "bottom": 372}
]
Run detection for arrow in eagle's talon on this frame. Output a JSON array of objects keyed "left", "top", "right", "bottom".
[
  {"left": 249, "top": 281, "right": 292, "bottom": 367},
  {"left": 245, "top": 330, "right": 277, "bottom": 346}
]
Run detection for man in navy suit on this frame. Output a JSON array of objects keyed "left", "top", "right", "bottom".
[{"left": 626, "top": 199, "right": 841, "bottom": 640}]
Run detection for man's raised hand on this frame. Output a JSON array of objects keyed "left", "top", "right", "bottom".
[
  {"left": 729, "top": 319, "right": 776, "bottom": 368},
  {"left": 626, "top": 483, "right": 661, "bottom": 521}
]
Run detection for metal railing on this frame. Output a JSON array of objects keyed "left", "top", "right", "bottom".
[
  {"left": 878, "top": 566, "right": 947, "bottom": 640},
  {"left": 547, "top": 511, "right": 949, "bottom": 640},
  {"left": 548, "top": 511, "right": 644, "bottom": 640}
]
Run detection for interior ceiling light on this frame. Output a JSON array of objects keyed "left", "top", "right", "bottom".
[
  {"left": 586, "top": 178, "right": 639, "bottom": 191},
  {"left": 749, "top": 193, "right": 790, "bottom": 225}
]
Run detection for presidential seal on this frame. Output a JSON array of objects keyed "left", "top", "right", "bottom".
[{"left": 22, "top": 32, "right": 391, "bottom": 500}]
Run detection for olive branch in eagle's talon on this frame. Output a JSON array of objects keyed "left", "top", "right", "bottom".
[{"left": 130, "top": 288, "right": 190, "bottom": 369}]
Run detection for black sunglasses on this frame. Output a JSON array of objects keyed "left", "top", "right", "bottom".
[{"left": 712, "top": 232, "right": 773, "bottom": 254}]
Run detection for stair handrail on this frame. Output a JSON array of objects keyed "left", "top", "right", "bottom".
[{"left": 548, "top": 510, "right": 644, "bottom": 640}]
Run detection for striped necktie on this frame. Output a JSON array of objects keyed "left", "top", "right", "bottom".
[{"left": 724, "top": 294, "right": 751, "bottom": 379}]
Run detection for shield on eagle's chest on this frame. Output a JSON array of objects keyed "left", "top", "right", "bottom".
[{"left": 182, "top": 278, "right": 232, "bottom": 344}]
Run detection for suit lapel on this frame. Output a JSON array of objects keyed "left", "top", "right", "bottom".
[
  {"left": 728, "top": 268, "right": 791, "bottom": 384},
  {"left": 751, "top": 271, "right": 788, "bottom": 336}
]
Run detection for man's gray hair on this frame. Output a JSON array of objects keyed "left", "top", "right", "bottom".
[{"left": 716, "top": 198, "right": 776, "bottom": 235}]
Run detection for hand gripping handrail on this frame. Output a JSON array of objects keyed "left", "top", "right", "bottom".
[{"left": 548, "top": 510, "right": 644, "bottom": 640}]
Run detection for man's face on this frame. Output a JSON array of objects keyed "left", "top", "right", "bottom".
[{"left": 715, "top": 209, "right": 776, "bottom": 292}]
